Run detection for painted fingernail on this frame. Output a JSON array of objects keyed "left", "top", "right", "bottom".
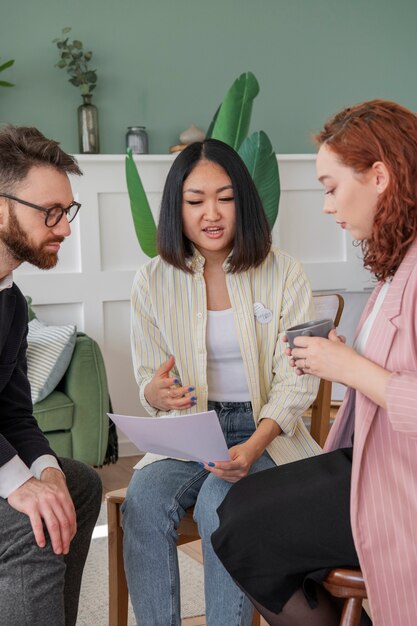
[
  {"left": 173, "top": 378, "right": 179, "bottom": 384},
  {"left": 190, "top": 396, "right": 197, "bottom": 401},
  {"left": 191, "top": 401, "right": 196, "bottom": 406},
  {"left": 197, "top": 462, "right": 204, "bottom": 468},
  {"left": 188, "top": 387, "right": 195, "bottom": 392},
  {"left": 208, "top": 462, "right": 215, "bottom": 467}
]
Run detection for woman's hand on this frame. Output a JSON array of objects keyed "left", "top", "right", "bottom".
[
  {"left": 202, "top": 443, "right": 257, "bottom": 483},
  {"left": 285, "top": 329, "right": 356, "bottom": 385},
  {"left": 284, "top": 329, "right": 391, "bottom": 408},
  {"left": 144, "top": 355, "right": 197, "bottom": 411},
  {"left": 203, "top": 418, "right": 281, "bottom": 483}
]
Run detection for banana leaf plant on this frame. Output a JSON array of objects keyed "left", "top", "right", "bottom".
[
  {"left": 0, "top": 58, "right": 15, "bottom": 87},
  {"left": 126, "top": 71, "right": 280, "bottom": 257},
  {"left": 125, "top": 149, "right": 157, "bottom": 258}
]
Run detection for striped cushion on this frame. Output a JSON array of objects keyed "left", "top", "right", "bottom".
[{"left": 27, "top": 318, "right": 77, "bottom": 404}]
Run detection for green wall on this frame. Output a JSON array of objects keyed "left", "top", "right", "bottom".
[{"left": 2, "top": 0, "right": 417, "bottom": 155}]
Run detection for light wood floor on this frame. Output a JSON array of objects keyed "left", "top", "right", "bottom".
[{"left": 94, "top": 456, "right": 267, "bottom": 626}]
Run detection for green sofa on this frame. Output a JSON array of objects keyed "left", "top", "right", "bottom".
[{"left": 27, "top": 301, "right": 111, "bottom": 466}]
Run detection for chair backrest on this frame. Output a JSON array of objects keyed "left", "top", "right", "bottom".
[{"left": 309, "top": 294, "right": 344, "bottom": 447}]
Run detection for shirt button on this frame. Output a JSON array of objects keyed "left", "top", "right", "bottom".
[{"left": 197, "top": 312, "right": 203, "bottom": 319}]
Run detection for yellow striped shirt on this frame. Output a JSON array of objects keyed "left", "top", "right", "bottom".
[{"left": 131, "top": 245, "right": 321, "bottom": 468}]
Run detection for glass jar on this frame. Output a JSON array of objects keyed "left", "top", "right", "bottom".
[
  {"left": 78, "top": 94, "right": 100, "bottom": 154},
  {"left": 126, "top": 126, "right": 149, "bottom": 154}
]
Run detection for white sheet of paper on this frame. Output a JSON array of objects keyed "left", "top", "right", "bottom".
[{"left": 108, "top": 410, "right": 230, "bottom": 462}]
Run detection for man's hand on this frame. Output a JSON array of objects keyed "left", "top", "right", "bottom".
[{"left": 7, "top": 468, "right": 76, "bottom": 555}]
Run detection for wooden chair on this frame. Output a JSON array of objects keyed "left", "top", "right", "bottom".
[
  {"left": 309, "top": 293, "right": 344, "bottom": 446},
  {"left": 106, "top": 293, "right": 346, "bottom": 626},
  {"left": 106, "top": 492, "right": 257, "bottom": 625},
  {"left": 323, "top": 569, "right": 367, "bottom": 626}
]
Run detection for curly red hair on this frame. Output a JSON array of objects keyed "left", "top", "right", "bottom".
[{"left": 315, "top": 100, "right": 417, "bottom": 281}]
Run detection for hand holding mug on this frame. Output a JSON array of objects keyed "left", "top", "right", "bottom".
[{"left": 284, "top": 318, "right": 334, "bottom": 375}]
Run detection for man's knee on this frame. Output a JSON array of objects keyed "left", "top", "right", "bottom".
[{"left": 59, "top": 458, "right": 102, "bottom": 520}]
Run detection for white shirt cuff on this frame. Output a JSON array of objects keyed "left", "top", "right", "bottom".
[
  {"left": 0, "top": 455, "right": 33, "bottom": 499},
  {"left": 30, "top": 455, "right": 63, "bottom": 480}
]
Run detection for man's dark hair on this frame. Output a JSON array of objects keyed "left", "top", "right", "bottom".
[
  {"left": 0, "top": 125, "right": 81, "bottom": 192},
  {"left": 157, "top": 138, "right": 271, "bottom": 273}
]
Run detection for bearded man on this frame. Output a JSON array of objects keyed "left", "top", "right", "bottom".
[{"left": 0, "top": 125, "right": 101, "bottom": 626}]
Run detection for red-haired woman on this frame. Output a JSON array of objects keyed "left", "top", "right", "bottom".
[{"left": 211, "top": 100, "right": 417, "bottom": 626}]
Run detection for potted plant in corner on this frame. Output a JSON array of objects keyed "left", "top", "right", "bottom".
[
  {"left": 53, "top": 27, "right": 100, "bottom": 154},
  {"left": 125, "top": 71, "right": 280, "bottom": 257}
]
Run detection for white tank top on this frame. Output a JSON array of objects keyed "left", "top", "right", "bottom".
[
  {"left": 353, "top": 281, "right": 390, "bottom": 355},
  {"left": 206, "top": 309, "right": 251, "bottom": 402}
]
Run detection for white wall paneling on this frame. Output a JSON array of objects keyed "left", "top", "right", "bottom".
[{"left": 15, "top": 154, "right": 371, "bottom": 455}]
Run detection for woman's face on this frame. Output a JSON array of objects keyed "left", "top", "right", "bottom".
[
  {"left": 182, "top": 159, "right": 236, "bottom": 261},
  {"left": 316, "top": 144, "right": 379, "bottom": 240}
]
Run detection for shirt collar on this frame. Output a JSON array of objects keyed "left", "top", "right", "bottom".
[
  {"left": 0, "top": 272, "right": 13, "bottom": 292},
  {"left": 185, "top": 245, "right": 233, "bottom": 273}
]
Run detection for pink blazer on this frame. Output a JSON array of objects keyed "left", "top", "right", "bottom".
[{"left": 325, "top": 239, "right": 417, "bottom": 626}]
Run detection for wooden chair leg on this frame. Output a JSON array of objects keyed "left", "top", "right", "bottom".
[
  {"left": 107, "top": 499, "right": 129, "bottom": 626},
  {"left": 251, "top": 609, "right": 261, "bottom": 626},
  {"left": 340, "top": 597, "right": 363, "bottom": 626}
]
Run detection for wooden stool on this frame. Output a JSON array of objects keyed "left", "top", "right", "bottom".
[
  {"left": 106, "top": 487, "right": 261, "bottom": 626},
  {"left": 323, "top": 568, "right": 367, "bottom": 626}
]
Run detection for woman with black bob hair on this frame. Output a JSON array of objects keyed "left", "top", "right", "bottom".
[
  {"left": 157, "top": 138, "right": 271, "bottom": 272},
  {"left": 123, "top": 138, "right": 321, "bottom": 626}
]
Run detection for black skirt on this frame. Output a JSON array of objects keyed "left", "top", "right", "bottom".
[{"left": 211, "top": 448, "right": 360, "bottom": 614}]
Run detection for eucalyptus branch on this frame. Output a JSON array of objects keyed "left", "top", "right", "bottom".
[{"left": 53, "top": 27, "right": 97, "bottom": 96}]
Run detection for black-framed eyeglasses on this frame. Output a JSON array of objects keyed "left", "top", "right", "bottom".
[{"left": 0, "top": 193, "right": 81, "bottom": 228}]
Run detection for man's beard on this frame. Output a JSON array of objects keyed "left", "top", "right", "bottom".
[{"left": 1, "top": 206, "right": 63, "bottom": 270}]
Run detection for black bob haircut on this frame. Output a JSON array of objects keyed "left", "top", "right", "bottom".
[{"left": 157, "top": 138, "right": 271, "bottom": 273}]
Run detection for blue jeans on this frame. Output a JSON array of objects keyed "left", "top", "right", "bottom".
[{"left": 122, "top": 401, "right": 276, "bottom": 626}]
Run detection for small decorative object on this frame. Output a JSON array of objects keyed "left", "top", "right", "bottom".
[
  {"left": 126, "top": 126, "right": 149, "bottom": 154},
  {"left": 179, "top": 123, "right": 206, "bottom": 145},
  {"left": 0, "top": 57, "right": 15, "bottom": 88},
  {"left": 53, "top": 27, "right": 100, "bottom": 154},
  {"left": 169, "top": 143, "right": 187, "bottom": 154}
]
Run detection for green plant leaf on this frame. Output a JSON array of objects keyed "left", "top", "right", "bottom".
[
  {"left": 0, "top": 59, "right": 14, "bottom": 73},
  {"left": 86, "top": 71, "right": 97, "bottom": 82},
  {"left": 125, "top": 150, "right": 157, "bottom": 257},
  {"left": 0, "top": 80, "right": 14, "bottom": 87},
  {"left": 206, "top": 104, "right": 220, "bottom": 139},
  {"left": 210, "top": 72, "right": 259, "bottom": 151},
  {"left": 238, "top": 131, "right": 280, "bottom": 227}
]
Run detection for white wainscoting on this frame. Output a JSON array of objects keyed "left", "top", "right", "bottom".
[{"left": 15, "top": 154, "right": 371, "bottom": 456}]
